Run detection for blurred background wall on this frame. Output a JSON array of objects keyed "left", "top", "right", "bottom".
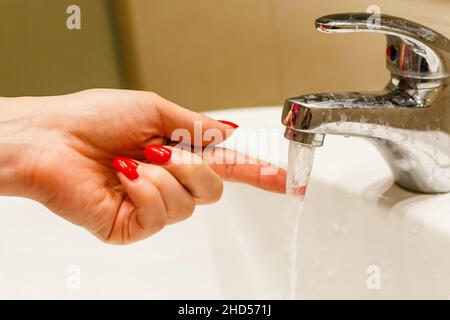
[
  {"left": 0, "top": 0, "right": 449, "bottom": 111},
  {"left": 0, "top": 0, "right": 123, "bottom": 97}
]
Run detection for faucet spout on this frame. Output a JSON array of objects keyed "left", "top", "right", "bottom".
[
  {"left": 282, "top": 89, "right": 437, "bottom": 138},
  {"left": 282, "top": 87, "right": 450, "bottom": 193}
]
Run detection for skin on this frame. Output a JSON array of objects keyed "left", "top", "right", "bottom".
[{"left": 0, "top": 89, "right": 286, "bottom": 245}]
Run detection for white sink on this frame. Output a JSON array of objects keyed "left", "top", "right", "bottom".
[{"left": 0, "top": 107, "right": 449, "bottom": 299}]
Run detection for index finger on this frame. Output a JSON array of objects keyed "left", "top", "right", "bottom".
[{"left": 204, "top": 147, "right": 287, "bottom": 194}]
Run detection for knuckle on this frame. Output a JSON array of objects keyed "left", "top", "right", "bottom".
[
  {"left": 185, "top": 162, "right": 202, "bottom": 178},
  {"left": 183, "top": 196, "right": 196, "bottom": 217},
  {"left": 147, "top": 165, "right": 169, "bottom": 186},
  {"left": 211, "top": 179, "right": 224, "bottom": 202},
  {"left": 97, "top": 233, "right": 122, "bottom": 246},
  {"left": 150, "top": 215, "right": 166, "bottom": 233},
  {"left": 180, "top": 197, "right": 195, "bottom": 219},
  {"left": 201, "top": 178, "right": 223, "bottom": 204},
  {"left": 171, "top": 196, "right": 195, "bottom": 222}
]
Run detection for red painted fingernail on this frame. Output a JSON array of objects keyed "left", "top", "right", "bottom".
[
  {"left": 218, "top": 120, "right": 239, "bottom": 129},
  {"left": 144, "top": 145, "right": 172, "bottom": 164},
  {"left": 112, "top": 157, "right": 139, "bottom": 180}
]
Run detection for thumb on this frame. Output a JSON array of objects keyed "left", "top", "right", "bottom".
[{"left": 151, "top": 93, "right": 238, "bottom": 147}]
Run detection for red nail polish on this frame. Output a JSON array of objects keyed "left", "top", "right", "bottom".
[
  {"left": 218, "top": 120, "right": 239, "bottom": 129},
  {"left": 144, "top": 145, "right": 172, "bottom": 164},
  {"left": 112, "top": 157, "right": 139, "bottom": 180}
]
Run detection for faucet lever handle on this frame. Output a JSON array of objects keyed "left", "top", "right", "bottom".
[{"left": 315, "top": 13, "right": 450, "bottom": 79}]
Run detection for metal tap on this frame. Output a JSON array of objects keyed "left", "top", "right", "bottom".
[{"left": 282, "top": 13, "right": 450, "bottom": 193}]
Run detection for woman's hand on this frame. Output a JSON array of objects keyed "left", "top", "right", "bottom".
[{"left": 0, "top": 89, "right": 286, "bottom": 244}]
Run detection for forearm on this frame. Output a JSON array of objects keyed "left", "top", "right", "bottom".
[{"left": 0, "top": 95, "right": 69, "bottom": 198}]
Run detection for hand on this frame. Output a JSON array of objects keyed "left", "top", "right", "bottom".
[{"left": 0, "top": 89, "right": 286, "bottom": 244}]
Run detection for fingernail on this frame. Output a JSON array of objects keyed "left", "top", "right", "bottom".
[
  {"left": 112, "top": 157, "right": 139, "bottom": 180},
  {"left": 218, "top": 120, "right": 239, "bottom": 129},
  {"left": 144, "top": 145, "right": 172, "bottom": 164}
]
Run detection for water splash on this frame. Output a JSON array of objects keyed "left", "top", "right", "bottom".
[{"left": 283, "top": 141, "right": 316, "bottom": 299}]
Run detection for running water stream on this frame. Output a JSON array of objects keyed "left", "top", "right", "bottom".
[{"left": 283, "top": 141, "right": 316, "bottom": 299}]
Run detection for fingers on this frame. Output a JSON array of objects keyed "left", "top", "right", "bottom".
[
  {"left": 110, "top": 145, "right": 285, "bottom": 244},
  {"left": 167, "top": 149, "right": 224, "bottom": 204},
  {"left": 113, "top": 157, "right": 196, "bottom": 236},
  {"left": 112, "top": 157, "right": 167, "bottom": 243},
  {"left": 205, "top": 148, "right": 287, "bottom": 194},
  {"left": 144, "top": 145, "right": 223, "bottom": 204},
  {"left": 140, "top": 163, "right": 195, "bottom": 224},
  {"left": 149, "top": 92, "right": 238, "bottom": 146},
  {"left": 144, "top": 145, "right": 285, "bottom": 194}
]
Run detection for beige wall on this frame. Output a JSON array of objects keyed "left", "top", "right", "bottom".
[
  {"left": 1, "top": 1, "right": 448, "bottom": 109},
  {"left": 116, "top": 0, "right": 450, "bottom": 111},
  {"left": 0, "top": 0, "right": 123, "bottom": 97}
]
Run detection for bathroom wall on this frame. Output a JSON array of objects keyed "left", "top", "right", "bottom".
[
  {"left": 1, "top": 1, "right": 448, "bottom": 109},
  {"left": 115, "top": 0, "right": 450, "bottom": 111},
  {"left": 0, "top": 0, "right": 123, "bottom": 97}
]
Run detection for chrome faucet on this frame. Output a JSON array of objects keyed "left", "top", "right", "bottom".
[{"left": 282, "top": 13, "right": 450, "bottom": 194}]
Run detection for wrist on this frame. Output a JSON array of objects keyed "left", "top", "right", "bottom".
[{"left": 0, "top": 98, "right": 36, "bottom": 196}]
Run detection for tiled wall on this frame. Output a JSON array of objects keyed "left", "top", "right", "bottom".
[{"left": 117, "top": 0, "right": 450, "bottom": 111}]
